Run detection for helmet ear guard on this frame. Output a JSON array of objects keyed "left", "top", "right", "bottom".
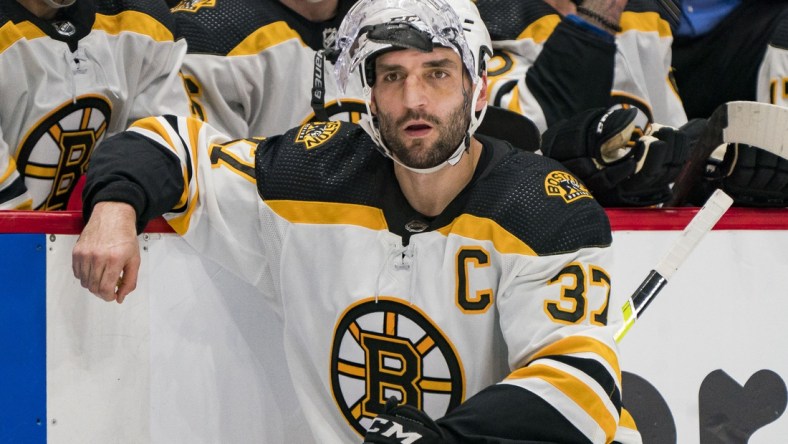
[{"left": 332, "top": 0, "right": 493, "bottom": 174}]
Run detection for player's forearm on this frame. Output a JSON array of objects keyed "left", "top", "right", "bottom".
[
  {"left": 83, "top": 123, "right": 184, "bottom": 233},
  {"left": 437, "top": 382, "right": 614, "bottom": 443},
  {"left": 526, "top": 19, "right": 615, "bottom": 127}
]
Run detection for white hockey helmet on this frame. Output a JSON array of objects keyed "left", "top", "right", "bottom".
[
  {"left": 333, "top": 0, "right": 493, "bottom": 174},
  {"left": 42, "top": 0, "right": 76, "bottom": 8}
]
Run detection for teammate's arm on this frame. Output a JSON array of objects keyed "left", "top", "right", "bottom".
[{"left": 72, "top": 116, "right": 186, "bottom": 302}]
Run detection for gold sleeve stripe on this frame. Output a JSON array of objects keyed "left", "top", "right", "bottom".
[
  {"left": 168, "top": 118, "right": 204, "bottom": 235},
  {"left": 508, "top": 363, "right": 617, "bottom": 441},
  {"left": 266, "top": 200, "right": 387, "bottom": 230},
  {"left": 167, "top": 190, "right": 199, "bottom": 235},
  {"left": 437, "top": 213, "right": 537, "bottom": 256},
  {"left": 529, "top": 335, "right": 621, "bottom": 382},
  {"left": 516, "top": 14, "right": 561, "bottom": 43},
  {"left": 0, "top": 21, "right": 47, "bottom": 53},
  {"left": 93, "top": 11, "right": 174, "bottom": 42},
  {"left": 620, "top": 407, "right": 637, "bottom": 429},
  {"left": 132, "top": 117, "right": 178, "bottom": 152},
  {"left": 229, "top": 21, "right": 305, "bottom": 56},
  {"left": 620, "top": 11, "right": 672, "bottom": 37}
]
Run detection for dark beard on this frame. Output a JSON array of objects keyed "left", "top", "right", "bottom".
[{"left": 377, "top": 101, "right": 470, "bottom": 170}]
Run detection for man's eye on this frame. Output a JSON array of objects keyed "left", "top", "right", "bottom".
[
  {"left": 430, "top": 70, "right": 449, "bottom": 79},
  {"left": 382, "top": 72, "right": 401, "bottom": 82}
]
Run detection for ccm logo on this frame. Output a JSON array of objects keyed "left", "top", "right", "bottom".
[{"left": 368, "top": 417, "right": 423, "bottom": 444}]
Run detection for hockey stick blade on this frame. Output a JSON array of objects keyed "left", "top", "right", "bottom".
[
  {"left": 723, "top": 101, "right": 788, "bottom": 160},
  {"left": 669, "top": 101, "right": 788, "bottom": 206},
  {"left": 614, "top": 189, "right": 734, "bottom": 342}
]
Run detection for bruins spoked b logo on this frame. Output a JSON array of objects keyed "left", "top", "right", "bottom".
[
  {"left": 16, "top": 96, "right": 111, "bottom": 210},
  {"left": 331, "top": 297, "right": 465, "bottom": 437}
]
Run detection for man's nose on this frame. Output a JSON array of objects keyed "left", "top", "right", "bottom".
[{"left": 402, "top": 76, "right": 428, "bottom": 109}]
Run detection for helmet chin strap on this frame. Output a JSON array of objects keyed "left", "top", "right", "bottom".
[{"left": 42, "top": 0, "right": 76, "bottom": 8}]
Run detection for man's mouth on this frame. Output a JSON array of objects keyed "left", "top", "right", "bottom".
[{"left": 404, "top": 122, "right": 433, "bottom": 137}]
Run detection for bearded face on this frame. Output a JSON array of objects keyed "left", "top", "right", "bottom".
[{"left": 376, "top": 100, "right": 470, "bottom": 170}]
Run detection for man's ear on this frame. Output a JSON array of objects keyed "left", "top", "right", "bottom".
[
  {"left": 369, "top": 90, "right": 378, "bottom": 115},
  {"left": 475, "top": 73, "right": 488, "bottom": 113}
]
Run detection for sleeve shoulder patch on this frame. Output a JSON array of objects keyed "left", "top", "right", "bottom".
[
  {"left": 544, "top": 170, "right": 592, "bottom": 204},
  {"left": 295, "top": 121, "right": 343, "bottom": 150}
]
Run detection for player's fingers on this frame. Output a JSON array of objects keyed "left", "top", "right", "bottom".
[
  {"left": 116, "top": 256, "right": 140, "bottom": 304},
  {"left": 90, "top": 262, "right": 120, "bottom": 302},
  {"left": 72, "top": 237, "right": 90, "bottom": 284}
]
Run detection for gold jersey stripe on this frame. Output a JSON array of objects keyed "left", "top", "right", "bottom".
[
  {"left": 517, "top": 14, "right": 561, "bottom": 43},
  {"left": 437, "top": 213, "right": 537, "bottom": 256},
  {"left": 266, "top": 200, "right": 388, "bottom": 231},
  {"left": 528, "top": 335, "right": 621, "bottom": 382},
  {"left": 509, "top": 363, "right": 617, "bottom": 441},
  {"left": 620, "top": 11, "right": 672, "bottom": 36},
  {"left": 93, "top": 11, "right": 174, "bottom": 42},
  {"left": 267, "top": 202, "right": 536, "bottom": 256},
  {"left": 620, "top": 407, "right": 637, "bottom": 429},
  {"left": 0, "top": 21, "right": 47, "bottom": 53},
  {"left": 229, "top": 21, "right": 305, "bottom": 56}
]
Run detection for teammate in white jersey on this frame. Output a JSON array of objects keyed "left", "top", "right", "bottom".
[
  {"left": 73, "top": 0, "right": 640, "bottom": 442},
  {"left": 0, "top": 0, "right": 191, "bottom": 210},
  {"left": 479, "top": 0, "right": 688, "bottom": 133},
  {"left": 171, "top": 0, "right": 542, "bottom": 151},
  {"left": 667, "top": 0, "right": 788, "bottom": 207},
  {"left": 172, "top": 0, "right": 365, "bottom": 137}
]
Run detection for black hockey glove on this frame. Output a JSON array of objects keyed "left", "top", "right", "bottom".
[
  {"left": 541, "top": 107, "right": 692, "bottom": 206},
  {"left": 363, "top": 398, "right": 450, "bottom": 444},
  {"left": 700, "top": 143, "right": 788, "bottom": 207}
]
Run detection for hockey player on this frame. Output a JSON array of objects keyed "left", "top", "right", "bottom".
[
  {"left": 667, "top": 0, "right": 788, "bottom": 207},
  {"left": 673, "top": 0, "right": 788, "bottom": 119},
  {"left": 479, "top": 0, "right": 688, "bottom": 133},
  {"left": 171, "top": 0, "right": 362, "bottom": 137},
  {"left": 474, "top": 0, "right": 698, "bottom": 207},
  {"left": 73, "top": 0, "right": 640, "bottom": 442},
  {"left": 0, "top": 0, "right": 191, "bottom": 210}
]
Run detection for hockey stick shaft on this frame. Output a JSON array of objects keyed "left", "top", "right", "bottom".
[{"left": 614, "top": 189, "right": 734, "bottom": 342}]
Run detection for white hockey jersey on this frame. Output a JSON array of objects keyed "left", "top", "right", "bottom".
[
  {"left": 0, "top": 0, "right": 190, "bottom": 210},
  {"left": 760, "top": 40, "right": 788, "bottom": 109},
  {"left": 83, "top": 115, "right": 634, "bottom": 443},
  {"left": 173, "top": 0, "right": 367, "bottom": 138},
  {"left": 479, "top": 0, "right": 688, "bottom": 133}
]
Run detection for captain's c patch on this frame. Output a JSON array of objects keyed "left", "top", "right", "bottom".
[
  {"left": 295, "top": 121, "right": 341, "bottom": 150},
  {"left": 545, "top": 171, "right": 591, "bottom": 203}
]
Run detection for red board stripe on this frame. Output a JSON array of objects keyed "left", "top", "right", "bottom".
[{"left": 0, "top": 208, "right": 786, "bottom": 234}]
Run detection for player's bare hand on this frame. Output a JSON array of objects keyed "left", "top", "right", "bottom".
[
  {"left": 581, "top": 0, "right": 628, "bottom": 22},
  {"left": 545, "top": 0, "right": 628, "bottom": 30},
  {"left": 72, "top": 201, "right": 140, "bottom": 303}
]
